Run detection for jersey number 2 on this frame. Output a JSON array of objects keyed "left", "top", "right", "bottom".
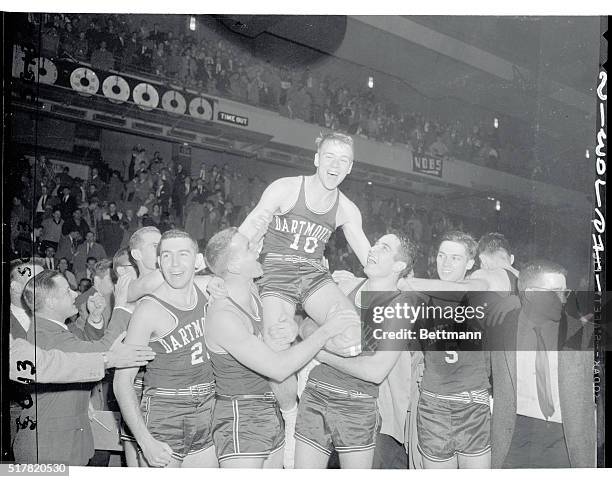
[
  {"left": 290, "top": 233, "right": 318, "bottom": 254},
  {"left": 191, "top": 342, "right": 205, "bottom": 365}
]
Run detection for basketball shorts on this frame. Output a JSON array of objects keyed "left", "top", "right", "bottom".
[
  {"left": 295, "top": 380, "right": 380, "bottom": 455},
  {"left": 416, "top": 388, "right": 491, "bottom": 462},
  {"left": 258, "top": 253, "right": 334, "bottom": 306},
  {"left": 140, "top": 385, "right": 215, "bottom": 461},
  {"left": 212, "top": 394, "right": 285, "bottom": 462}
]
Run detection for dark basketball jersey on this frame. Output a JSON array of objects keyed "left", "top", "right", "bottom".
[
  {"left": 142, "top": 286, "right": 214, "bottom": 389},
  {"left": 419, "top": 295, "right": 489, "bottom": 395},
  {"left": 309, "top": 280, "right": 384, "bottom": 398},
  {"left": 261, "top": 176, "right": 339, "bottom": 260},
  {"left": 208, "top": 289, "right": 271, "bottom": 396}
]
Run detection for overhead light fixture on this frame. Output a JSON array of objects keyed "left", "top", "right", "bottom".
[
  {"left": 367, "top": 181, "right": 373, "bottom": 185},
  {"left": 368, "top": 76, "right": 374, "bottom": 89},
  {"left": 189, "top": 16, "right": 196, "bottom": 31},
  {"left": 487, "top": 196, "right": 495, "bottom": 201},
  {"left": 495, "top": 200, "right": 501, "bottom": 212},
  {"left": 493, "top": 118, "right": 499, "bottom": 129},
  {"left": 586, "top": 149, "right": 590, "bottom": 159}
]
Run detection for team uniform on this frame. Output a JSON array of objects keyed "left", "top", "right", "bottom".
[
  {"left": 416, "top": 294, "right": 491, "bottom": 462},
  {"left": 259, "top": 176, "right": 338, "bottom": 305},
  {"left": 208, "top": 289, "right": 285, "bottom": 462},
  {"left": 295, "top": 282, "right": 407, "bottom": 456},
  {"left": 138, "top": 286, "right": 215, "bottom": 462}
]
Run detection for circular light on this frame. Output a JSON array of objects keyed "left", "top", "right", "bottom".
[{"left": 495, "top": 200, "right": 501, "bottom": 212}]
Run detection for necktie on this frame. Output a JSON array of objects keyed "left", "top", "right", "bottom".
[
  {"left": 87, "top": 243, "right": 91, "bottom": 255},
  {"left": 534, "top": 327, "right": 555, "bottom": 419}
]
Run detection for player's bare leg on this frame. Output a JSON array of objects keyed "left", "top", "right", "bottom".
[
  {"left": 181, "top": 446, "right": 219, "bottom": 468},
  {"left": 422, "top": 456, "right": 458, "bottom": 469},
  {"left": 261, "top": 295, "right": 299, "bottom": 468},
  {"left": 338, "top": 449, "right": 375, "bottom": 469},
  {"left": 458, "top": 451, "right": 490, "bottom": 469},
  {"left": 294, "top": 440, "right": 329, "bottom": 469},
  {"left": 263, "top": 446, "right": 285, "bottom": 468},
  {"left": 302, "top": 282, "right": 362, "bottom": 354}
]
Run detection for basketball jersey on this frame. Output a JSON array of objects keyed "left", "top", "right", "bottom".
[
  {"left": 208, "top": 289, "right": 272, "bottom": 396},
  {"left": 261, "top": 176, "right": 339, "bottom": 260},
  {"left": 309, "top": 280, "right": 382, "bottom": 397},
  {"left": 505, "top": 268, "right": 519, "bottom": 294},
  {"left": 419, "top": 295, "right": 489, "bottom": 395},
  {"left": 142, "top": 286, "right": 214, "bottom": 389}
]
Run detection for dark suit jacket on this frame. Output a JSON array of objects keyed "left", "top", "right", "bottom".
[
  {"left": 490, "top": 309, "right": 596, "bottom": 468},
  {"left": 58, "top": 195, "right": 78, "bottom": 220},
  {"left": 56, "top": 234, "right": 78, "bottom": 264},
  {"left": 12, "top": 310, "right": 129, "bottom": 465},
  {"left": 72, "top": 242, "right": 107, "bottom": 275}
]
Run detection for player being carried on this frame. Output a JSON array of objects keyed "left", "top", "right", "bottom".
[{"left": 238, "top": 131, "right": 371, "bottom": 467}]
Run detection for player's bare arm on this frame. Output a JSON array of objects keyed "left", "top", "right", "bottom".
[
  {"left": 239, "top": 177, "right": 299, "bottom": 240},
  {"left": 316, "top": 350, "right": 402, "bottom": 384},
  {"left": 206, "top": 302, "right": 355, "bottom": 382},
  {"left": 113, "top": 299, "right": 174, "bottom": 467},
  {"left": 337, "top": 194, "right": 371, "bottom": 266}
]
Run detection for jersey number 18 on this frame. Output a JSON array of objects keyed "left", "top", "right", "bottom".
[{"left": 289, "top": 233, "right": 319, "bottom": 254}]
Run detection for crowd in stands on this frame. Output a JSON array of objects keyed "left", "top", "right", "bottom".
[
  {"left": 10, "top": 146, "right": 488, "bottom": 287},
  {"left": 16, "top": 13, "right": 537, "bottom": 179}
]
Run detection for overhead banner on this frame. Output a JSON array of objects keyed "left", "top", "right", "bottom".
[{"left": 413, "top": 153, "right": 443, "bottom": 177}]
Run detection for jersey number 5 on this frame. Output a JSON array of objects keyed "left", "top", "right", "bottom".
[
  {"left": 290, "top": 233, "right": 318, "bottom": 254},
  {"left": 191, "top": 342, "right": 205, "bottom": 365}
]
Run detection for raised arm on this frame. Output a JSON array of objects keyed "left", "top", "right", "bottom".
[
  {"left": 238, "top": 178, "right": 287, "bottom": 241},
  {"left": 339, "top": 198, "right": 370, "bottom": 266},
  {"left": 113, "top": 301, "right": 173, "bottom": 467},
  {"left": 127, "top": 269, "right": 164, "bottom": 302},
  {"left": 207, "top": 305, "right": 354, "bottom": 383}
]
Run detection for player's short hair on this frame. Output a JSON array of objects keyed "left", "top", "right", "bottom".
[
  {"left": 159, "top": 229, "right": 198, "bottom": 254},
  {"left": 518, "top": 260, "right": 567, "bottom": 292},
  {"left": 86, "top": 256, "right": 97, "bottom": 264},
  {"left": 129, "top": 226, "right": 161, "bottom": 250},
  {"left": 10, "top": 258, "right": 43, "bottom": 284},
  {"left": 22, "top": 270, "right": 62, "bottom": 313},
  {"left": 112, "top": 248, "right": 132, "bottom": 276},
  {"left": 315, "top": 131, "right": 354, "bottom": 153},
  {"left": 93, "top": 259, "right": 113, "bottom": 280},
  {"left": 387, "top": 229, "right": 417, "bottom": 278},
  {"left": 478, "top": 232, "right": 512, "bottom": 258},
  {"left": 439, "top": 231, "right": 478, "bottom": 260},
  {"left": 205, "top": 227, "right": 239, "bottom": 276}
]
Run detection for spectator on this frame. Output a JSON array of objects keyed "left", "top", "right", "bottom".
[
  {"left": 63, "top": 208, "right": 91, "bottom": 240},
  {"left": 58, "top": 257, "right": 78, "bottom": 290},
  {"left": 41, "top": 208, "right": 64, "bottom": 251},
  {"left": 90, "top": 41, "right": 114, "bottom": 71},
  {"left": 73, "top": 231, "right": 107, "bottom": 275}
]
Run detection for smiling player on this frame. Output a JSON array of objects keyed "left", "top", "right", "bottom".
[{"left": 239, "top": 132, "right": 371, "bottom": 467}]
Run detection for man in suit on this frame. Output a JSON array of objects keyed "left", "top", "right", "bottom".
[
  {"left": 42, "top": 245, "right": 59, "bottom": 271},
  {"left": 490, "top": 260, "right": 596, "bottom": 468},
  {"left": 12, "top": 270, "right": 133, "bottom": 465},
  {"left": 62, "top": 208, "right": 91, "bottom": 241},
  {"left": 35, "top": 185, "right": 54, "bottom": 222},
  {"left": 72, "top": 231, "right": 107, "bottom": 276},
  {"left": 56, "top": 229, "right": 82, "bottom": 267},
  {"left": 58, "top": 186, "right": 78, "bottom": 220}
]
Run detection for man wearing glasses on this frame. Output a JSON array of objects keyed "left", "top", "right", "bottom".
[{"left": 490, "top": 260, "right": 595, "bottom": 468}]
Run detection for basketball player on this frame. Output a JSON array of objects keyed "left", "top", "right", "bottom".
[
  {"left": 411, "top": 231, "right": 491, "bottom": 469},
  {"left": 203, "top": 227, "right": 355, "bottom": 468},
  {"left": 294, "top": 231, "right": 420, "bottom": 468},
  {"left": 114, "top": 230, "right": 217, "bottom": 468},
  {"left": 238, "top": 132, "right": 371, "bottom": 466}
]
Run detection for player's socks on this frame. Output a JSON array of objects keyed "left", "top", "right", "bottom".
[{"left": 281, "top": 404, "right": 298, "bottom": 469}]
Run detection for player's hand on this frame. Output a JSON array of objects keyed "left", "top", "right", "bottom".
[
  {"left": 106, "top": 332, "right": 155, "bottom": 368},
  {"left": 87, "top": 292, "right": 107, "bottom": 318},
  {"left": 331, "top": 270, "right": 356, "bottom": 285},
  {"left": 324, "top": 336, "right": 361, "bottom": 357},
  {"left": 486, "top": 294, "right": 521, "bottom": 326},
  {"left": 140, "top": 436, "right": 174, "bottom": 467},
  {"left": 114, "top": 273, "right": 137, "bottom": 311},
  {"left": 268, "top": 315, "right": 299, "bottom": 346},
  {"left": 323, "top": 303, "right": 360, "bottom": 339},
  {"left": 207, "top": 276, "right": 228, "bottom": 300}
]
